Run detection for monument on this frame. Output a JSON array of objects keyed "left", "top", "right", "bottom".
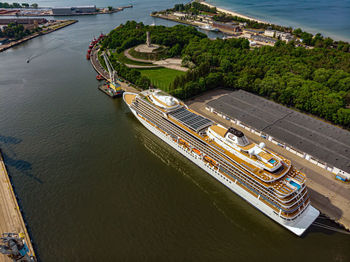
[
  {"left": 134, "top": 31, "right": 160, "bottom": 54},
  {"left": 146, "top": 31, "right": 151, "bottom": 47}
]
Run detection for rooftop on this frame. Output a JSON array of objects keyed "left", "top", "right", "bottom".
[{"left": 207, "top": 90, "right": 350, "bottom": 173}]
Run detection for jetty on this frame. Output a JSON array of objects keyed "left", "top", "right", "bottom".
[
  {"left": 0, "top": 150, "right": 36, "bottom": 261},
  {"left": 0, "top": 19, "right": 77, "bottom": 53},
  {"left": 89, "top": 45, "right": 140, "bottom": 94}
]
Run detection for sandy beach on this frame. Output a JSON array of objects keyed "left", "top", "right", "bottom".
[{"left": 202, "top": 0, "right": 267, "bottom": 24}]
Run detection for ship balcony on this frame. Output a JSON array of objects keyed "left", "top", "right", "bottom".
[
  {"left": 278, "top": 198, "right": 311, "bottom": 221},
  {"left": 272, "top": 186, "right": 307, "bottom": 204}
]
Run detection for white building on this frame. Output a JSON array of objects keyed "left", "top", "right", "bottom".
[
  {"left": 264, "top": 29, "right": 294, "bottom": 42},
  {"left": 173, "top": 12, "right": 186, "bottom": 18},
  {"left": 264, "top": 29, "right": 275, "bottom": 37},
  {"left": 52, "top": 5, "right": 96, "bottom": 15}
]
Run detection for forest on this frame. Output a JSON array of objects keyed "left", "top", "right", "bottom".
[
  {"left": 0, "top": 22, "right": 36, "bottom": 40},
  {"left": 101, "top": 21, "right": 350, "bottom": 127}
]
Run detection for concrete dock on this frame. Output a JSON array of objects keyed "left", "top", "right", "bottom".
[
  {"left": 0, "top": 150, "right": 36, "bottom": 261},
  {"left": 89, "top": 46, "right": 140, "bottom": 94}
]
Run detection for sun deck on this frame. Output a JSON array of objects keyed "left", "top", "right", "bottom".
[{"left": 123, "top": 93, "right": 137, "bottom": 106}]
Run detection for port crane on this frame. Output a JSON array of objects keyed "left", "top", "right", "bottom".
[
  {"left": 102, "top": 53, "right": 123, "bottom": 96},
  {"left": 0, "top": 233, "right": 35, "bottom": 261}
]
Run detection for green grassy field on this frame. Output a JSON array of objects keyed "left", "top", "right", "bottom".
[
  {"left": 113, "top": 52, "right": 153, "bottom": 66},
  {"left": 138, "top": 68, "right": 186, "bottom": 91}
]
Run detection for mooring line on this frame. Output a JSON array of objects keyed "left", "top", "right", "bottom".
[{"left": 312, "top": 222, "right": 350, "bottom": 235}]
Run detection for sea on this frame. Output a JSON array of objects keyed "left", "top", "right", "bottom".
[
  {"left": 0, "top": 0, "right": 350, "bottom": 261},
  {"left": 206, "top": 0, "right": 350, "bottom": 41}
]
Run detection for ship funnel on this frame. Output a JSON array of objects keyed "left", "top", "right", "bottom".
[{"left": 259, "top": 142, "right": 266, "bottom": 149}]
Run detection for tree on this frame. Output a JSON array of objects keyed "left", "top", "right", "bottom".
[
  {"left": 293, "top": 28, "right": 302, "bottom": 36},
  {"left": 333, "top": 108, "right": 350, "bottom": 127},
  {"left": 313, "top": 68, "right": 332, "bottom": 83},
  {"left": 30, "top": 3, "right": 38, "bottom": 8},
  {"left": 12, "top": 2, "right": 21, "bottom": 8},
  {"left": 174, "top": 4, "right": 184, "bottom": 11},
  {"left": 107, "top": 6, "right": 113, "bottom": 11}
]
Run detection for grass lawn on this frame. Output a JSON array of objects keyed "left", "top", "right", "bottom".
[
  {"left": 138, "top": 68, "right": 186, "bottom": 91},
  {"left": 113, "top": 52, "right": 153, "bottom": 66}
]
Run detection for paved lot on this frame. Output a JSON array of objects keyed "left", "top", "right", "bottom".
[{"left": 207, "top": 89, "right": 350, "bottom": 174}]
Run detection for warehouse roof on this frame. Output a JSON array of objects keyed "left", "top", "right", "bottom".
[{"left": 207, "top": 90, "right": 350, "bottom": 173}]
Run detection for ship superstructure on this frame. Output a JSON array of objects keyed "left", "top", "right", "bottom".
[{"left": 123, "top": 89, "right": 319, "bottom": 236}]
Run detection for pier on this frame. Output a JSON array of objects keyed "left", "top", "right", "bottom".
[
  {"left": 89, "top": 46, "right": 140, "bottom": 93},
  {"left": 0, "top": 150, "right": 36, "bottom": 261}
]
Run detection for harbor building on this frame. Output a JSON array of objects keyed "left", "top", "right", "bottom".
[
  {"left": 0, "top": 18, "right": 47, "bottom": 25},
  {"left": 173, "top": 12, "right": 186, "bottom": 18},
  {"left": 52, "top": 5, "right": 96, "bottom": 16},
  {"left": 251, "top": 34, "right": 277, "bottom": 44},
  {"left": 212, "top": 21, "right": 241, "bottom": 32},
  {"left": 243, "top": 28, "right": 265, "bottom": 35},
  {"left": 264, "top": 29, "right": 294, "bottom": 42}
]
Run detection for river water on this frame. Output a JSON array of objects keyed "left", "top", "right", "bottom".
[{"left": 0, "top": 0, "right": 350, "bottom": 261}]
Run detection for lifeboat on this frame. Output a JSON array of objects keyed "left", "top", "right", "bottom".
[
  {"left": 179, "top": 139, "right": 189, "bottom": 148},
  {"left": 96, "top": 75, "right": 104, "bottom": 80},
  {"left": 204, "top": 155, "right": 218, "bottom": 167},
  {"left": 89, "top": 44, "right": 94, "bottom": 49},
  {"left": 192, "top": 148, "right": 202, "bottom": 156},
  {"left": 87, "top": 49, "right": 92, "bottom": 54},
  {"left": 86, "top": 53, "right": 90, "bottom": 60}
]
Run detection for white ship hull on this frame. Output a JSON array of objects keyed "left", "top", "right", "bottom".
[{"left": 127, "top": 105, "right": 320, "bottom": 236}]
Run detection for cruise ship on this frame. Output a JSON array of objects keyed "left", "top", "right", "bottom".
[{"left": 123, "top": 89, "right": 320, "bottom": 236}]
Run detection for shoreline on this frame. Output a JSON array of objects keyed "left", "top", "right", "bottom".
[
  {"left": 202, "top": 0, "right": 350, "bottom": 42},
  {"left": 201, "top": 0, "right": 267, "bottom": 24},
  {"left": 0, "top": 19, "right": 77, "bottom": 53}
]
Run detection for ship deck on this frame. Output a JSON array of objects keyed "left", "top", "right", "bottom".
[{"left": 129, "top": 94, "right": 310, "bottom": 219}]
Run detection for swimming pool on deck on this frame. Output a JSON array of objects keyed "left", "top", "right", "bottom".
[{"left": 286, "top": 178, "right": 301, "bottom": 190}]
